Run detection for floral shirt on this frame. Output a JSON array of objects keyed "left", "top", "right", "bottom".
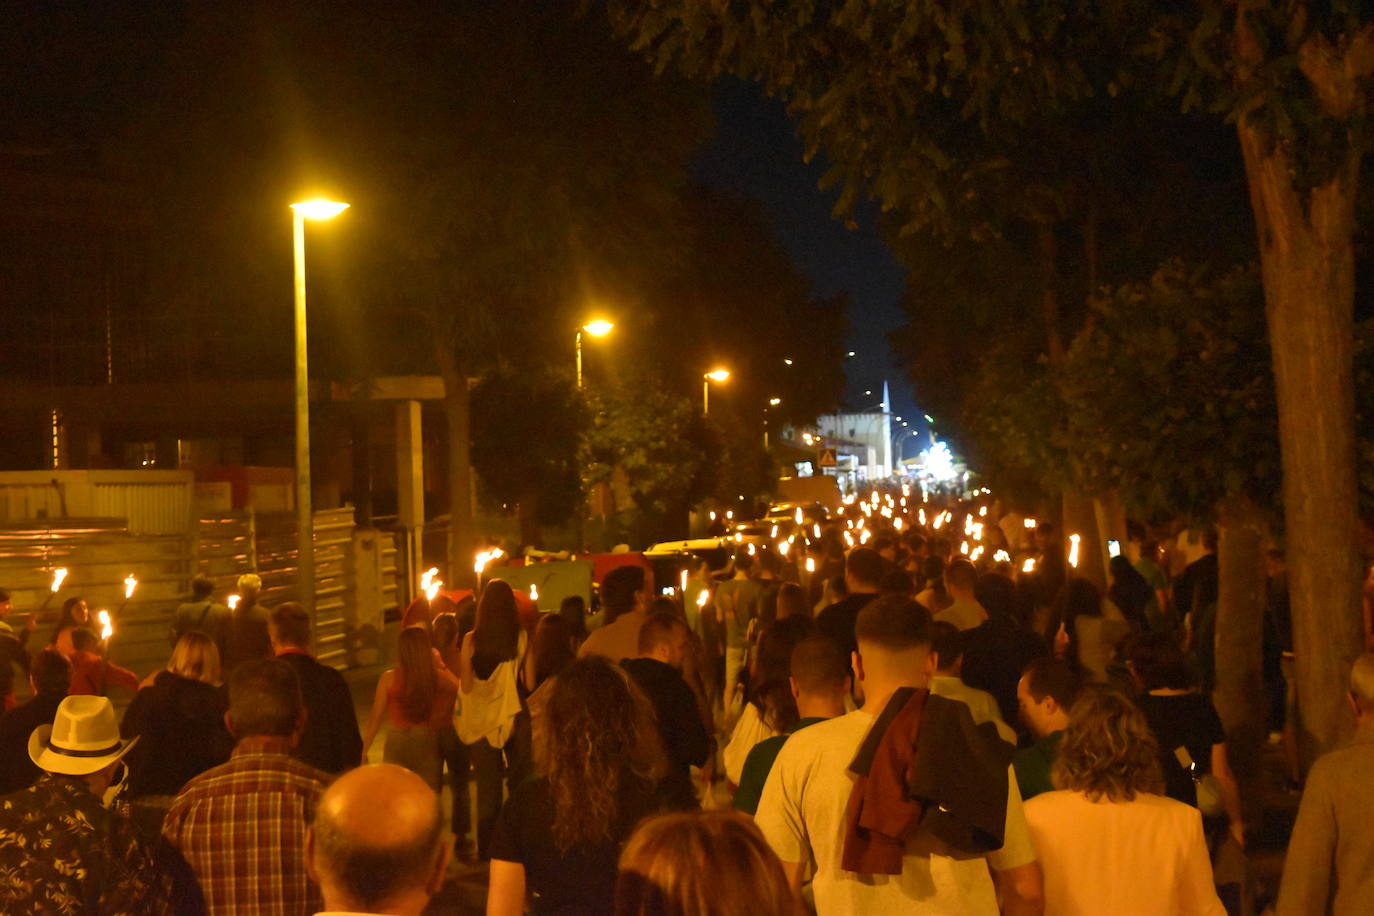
[{"left": 0, "top": 773, "right": 171, "bottom": 915}]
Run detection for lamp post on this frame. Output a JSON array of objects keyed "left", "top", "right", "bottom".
[
  {"left": 764, "top": 397, "right": 781, "bottom": 449},
  {"left": 576, "top": 319, "right": 614, "bottom": 389},
  {"left": 290, "top": 198, "right": 348, "bottom": 647},
  {"left": 703, "top": 368, "right": 730, "bottom": 414}
]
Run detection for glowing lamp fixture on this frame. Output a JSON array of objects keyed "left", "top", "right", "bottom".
[
  {"left": 290, "top": 199, "right": 350, "bottom": 220},
  {"left": 582, "top": 319, "right": 614, "bottom": 337},
  {"left": 705, "top": 368, "right": 731, "bottom": 382}
]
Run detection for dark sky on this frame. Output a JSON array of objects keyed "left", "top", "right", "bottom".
[{"left": 691, "top": 79, "right": 919, "bottom": 435}]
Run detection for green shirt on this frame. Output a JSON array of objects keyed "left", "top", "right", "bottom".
[
  {"left": 1012, "top": 729, "right": 1064, "bottom": 801},
  {"left": 733, "top": 717, "right": 829, "bottom": 816}
]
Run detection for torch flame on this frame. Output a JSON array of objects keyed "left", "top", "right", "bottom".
[
  {"left": 227, "top": 594, "right": 241, "bottom": 610},
  {"left": 794, "top": 508, "right": 803, "bottom": 525},
  {"left": 51, "top": 568, "right": 68, "bottom": 592},
  {"left": 1022, "top": 558, "right": 1037, "bottom": 574},
  {"left": 696, "top": 589, "right": 710, "bottom": 608},
  {"left": 123, "top": 575, "right": 138, "bottom": 600},
  {"left": 97, "top": 609, "right": 112, "bottom": 641},
  {"left": 474, "top": 548, "right": 505, "bottom": 576},
  {"left": 528, "top": 584, "right": 539, "bottom": 602},
  {"left": 1068, "top": 534, "right": 1081, "bottom": 569}
]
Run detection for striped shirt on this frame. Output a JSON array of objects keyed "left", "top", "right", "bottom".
[{"left": 162, "top": 738, "right": 328, "bottom": 916}]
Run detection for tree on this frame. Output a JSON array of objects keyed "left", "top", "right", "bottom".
[
  {"left": 470, "top": 367, "right": 583, "bottom": 548},
  {"left": 117, "top": 0, "right": 712, "bottom": 581},
  {"left": 609, "top": 0, "right": 1372, "bottom": 752}
]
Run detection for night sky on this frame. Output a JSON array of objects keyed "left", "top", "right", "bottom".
[
  {"left": 692, "top": 79, "right": 919, "bottom": 435},
  {"left": 2, "top": 6, "right": 921, "bottom": 448}
]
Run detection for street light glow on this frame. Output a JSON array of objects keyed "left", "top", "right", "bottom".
[
  {"left": 582, "top": 319, "right": 614, "bottom": 337},
  {"left": 705, "top": 368, "right": 731, "bottom": 382},
  {"left": 290, "top": 199, "right": 350, "bottom": 220}
]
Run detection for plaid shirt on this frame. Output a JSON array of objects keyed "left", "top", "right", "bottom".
[{"left": 162, "top": 737, "right": 328, "bottom": 916}]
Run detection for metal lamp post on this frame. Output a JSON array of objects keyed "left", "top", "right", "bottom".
[
  {"left": 576, "top": 319, "right": 614, "bottom": 389},
  {"left": 289, "top": 198, "right": 348, "bottom": 648},
  {"left": 703, "top": 368, "right": 730, "bottom": 414}
]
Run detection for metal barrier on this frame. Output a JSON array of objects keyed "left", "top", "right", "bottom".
[{"left": 0, "top": 508, "right": 399, "bottom": 677}]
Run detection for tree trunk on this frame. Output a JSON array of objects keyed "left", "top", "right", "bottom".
[
  {"left": 437, "top": 343, "right": 477, "bottom": 589},
  {"left": 1237, "top": 120, "right": 1364, "bottom": 758},
  {"left": 1036, "top": 222, "right": 1064, "bottom": 362},
  {"left": 517, "top": 490, "right": 542, "bottom": 550},
  {"left": 1213, "top": 499, "right": 1266, "bottom": 813}
]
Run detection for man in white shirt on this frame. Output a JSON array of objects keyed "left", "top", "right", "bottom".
[
  {"left": 935, "top": 560, "right": 988, "bottom": 631},
  {"left": 928, "top": 620, "right": 1016, "bottom": 745},
  {"left": 755, "top": 595, "right": 1043, "bottom": 915}
]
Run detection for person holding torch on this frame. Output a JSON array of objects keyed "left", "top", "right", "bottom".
[{"left": 0, "top": 590, "right": 38, "bottom": 712}]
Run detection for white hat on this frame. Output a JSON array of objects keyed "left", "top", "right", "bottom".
[{"left": 29, "top": 696, "right": 138, "bottom": 776}]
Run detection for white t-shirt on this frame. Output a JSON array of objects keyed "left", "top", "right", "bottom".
[
  {"left": 755, "top": 708, "right": 1037, "bottom": 915},
  {"left": 934, "top": 597, "right": 988, "bottom": 631},
  {"left": 930, "top": 676, "right": 1016, "bottom": 745},
  {"left": 1024, "top": 790, "right": 1225, "bottom": 916}
]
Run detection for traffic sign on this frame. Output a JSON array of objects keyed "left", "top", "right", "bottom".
[{"left": 817, "top": 448, "right": 838, "bottom": 468}]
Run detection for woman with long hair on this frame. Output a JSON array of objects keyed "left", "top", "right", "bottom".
[
  {"left": 1108, "top": 555, "right": 1154, "bottom": 633},
  {"left": 457, "top": 579, "right": 529, "bottom": 859},
  {"left": 362, "top": 626, "right": 459, "bottom": 790},
  {"left": 1024, "top": 686, "right": 1226, "bottom": 915},
  {"left": 722, "top": 615, "right": 813, "bottom": 787},
  {"left": 1048, "top": 577, "right": 1130, "bottom": 683},
  {"left": 49, "top": 596, "right": 90, "bottom": 658},
  {"left": 121, "top": 631, "right": 234, "bottom": 801},
  {"left": 487, "top": 656, "right": 668, "bottom": 916},
  {"left": 915, "top": 556, "right": 953, "bottom": 613},
  {"left": 613, "top": 810, "right": 793, "bottom": 916}
]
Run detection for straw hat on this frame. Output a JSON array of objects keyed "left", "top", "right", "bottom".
[{"left": 29, "top": 696, "right": 138, "bottom": 776}]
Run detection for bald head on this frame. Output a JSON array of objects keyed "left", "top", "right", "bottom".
[{"left": 308, "top": 764, "right": 448, "bottom": 915}]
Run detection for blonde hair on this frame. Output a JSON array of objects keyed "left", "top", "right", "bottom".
[
  {"left": 168, "top": 631, "right": 224, "bottom": 685},
  {"left": 1351, "top": 652, "right": 1374, "bottom": 710},
  {"left": 614, "top": 811, "right": 793, "bottom": 916},
  {"left": 1052, "top": 685, "right": 1164, "bottom": 802}
]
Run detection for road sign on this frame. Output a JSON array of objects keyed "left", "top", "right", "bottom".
[{"left": 817, "top": 448, "right": 838, "bottom": 468}]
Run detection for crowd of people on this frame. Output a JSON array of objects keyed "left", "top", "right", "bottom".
[{"left": 0, "top": 489, "right": 1370, "bottom": 914}]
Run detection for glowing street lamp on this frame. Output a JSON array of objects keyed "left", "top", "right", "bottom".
[
  {"left": 290, "top": 197, "right": 349, "bottom": 651},
  {"left": 576, "top": 319, "right": 614, "bottom": 389},
  {"left": 703, "top": 368, "right": 730, "bottom": 414}
]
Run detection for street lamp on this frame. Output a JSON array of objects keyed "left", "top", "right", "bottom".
[
  {"left": 764, "top": 397, "right": 782, "bottom": 449},
  {"left": 576, "top": 319, "right": 614, "bottom": 389},
  {"left": 290, "top": 197, "right": 348, "bottom": 647},
  {"left": 703, "top": 368, "right": 730, "bottom": 414}
]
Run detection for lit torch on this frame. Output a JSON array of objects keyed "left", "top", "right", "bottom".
[
  {"left": 805, "top": 556, "right": 816, "bottom": 574},
  {"left": 474, "top": 548, "right": 505, "bottom": 577},
  {"left": 123, "top": 575, "right": 138, "bottom": 600},
  {"left": 696, "top": 589, "right": 710, "bottom": 609},
  {"left": 1021, "top": 558, "right": 1037, "bottom": 574},
  {"left": 528, "top": 583, "right": 539, "bottom": 602},
  {"left": 97, "top": 609, "right": 113, "bottom": 641},
  {"left": 227, "top": 594, "right": 241, "bottom": 611},
  {"left": 1068, "top": 534, "right": 1081, "bottom": 569},
  {"left": 51, "top": 568, "right": 68, "bottom": 592}
]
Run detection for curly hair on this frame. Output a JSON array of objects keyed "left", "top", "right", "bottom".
[
  {"left": 1052, "top": 685, "right": 1164, "bottom": 802},
  {"left": 543, "top": 657, "right": 667, "bottom": 854}
]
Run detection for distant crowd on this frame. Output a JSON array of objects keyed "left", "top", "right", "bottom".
[{"left": 0, "top": 490, "right": 1370, "bottom": 915}]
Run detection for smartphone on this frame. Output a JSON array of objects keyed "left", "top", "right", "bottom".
[{"left": 1107, "top": 539, "right": 1121, "bottom": 558}]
